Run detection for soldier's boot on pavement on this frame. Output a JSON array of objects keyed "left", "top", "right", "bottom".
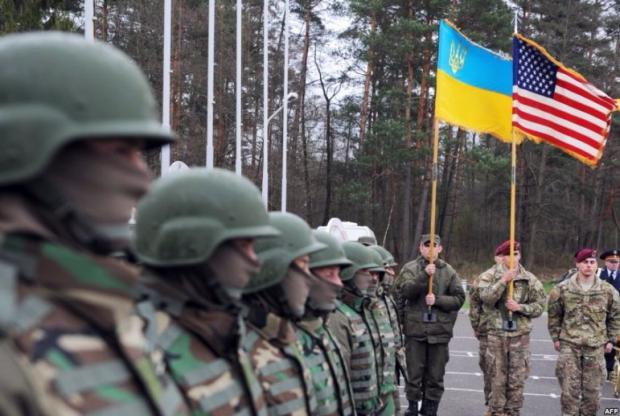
[
  {"left": 420, "top": 399, "right": 439, "bottom": 416},
  {"left": 404, "top": 400, "right": 418, "bottom": 416}
]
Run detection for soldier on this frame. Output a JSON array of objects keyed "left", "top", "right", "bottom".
[
  {"left": 243, "top": 212, "right": 323, "bottom": 415},
  {"left": 548, "top": 248, "right": 620, "bottom": 416},
  {"left": 469, "top": 254, "right": 504, "bottom": 412},
  {"left": 0, "top": 32, "right": 188, "bottom": 415},
  {"left": 599, "top": 249, "right": 620, "bottom": 380},
  {"left": 295, "top": 231, "right": 355, "bottom": 416},
  {"left": 133, "top": 168, "right": 277, "bottom": 414},
  {"left": 479, "top": 240, "right": 545, "bottom": 416},
  {"left": 367, "top": 249, "right": 398, "bottom": 415},
  {"left": 370, "top": 244, "right": 407, "bottom": 413},
  {"left": 395, "top": 234, "right": 465, "bottom": 416},
  {"left": 328, "top": 242, "right": 382, "bottom": 415}
]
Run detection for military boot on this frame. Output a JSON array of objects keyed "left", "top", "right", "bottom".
[
  {"left": 404, "top": 400, "right": 418, "bottom": 416},
  {"left": 420, "top": 399, "right": 439, "bottom": 416}
]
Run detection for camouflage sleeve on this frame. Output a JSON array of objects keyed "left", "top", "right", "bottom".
[
  {"left": 326, "top": 312, "right": 352, "bottom": 370},
  {"left": 606, "top": 289, "right": 620, "bottom": 343},
  {"left": 397, "top": 267, "right": 427, "bottom": 301},
  {"left": 480, "top": 278, "right": 507, "bottom": 307},
  {"left": 519, "top": 277, "right": 546, "bottom": 318},
  {"left": 468, "top": 281, "right": 481, "bottom": 333},
  {"left": 435, "top": 272, "right": 465, "bottom": 311},
  {"left": 547, "top": 286, "right": 563, "bottom": 342}
]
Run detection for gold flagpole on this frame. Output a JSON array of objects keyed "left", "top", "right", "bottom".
[
  {"left": 506, "top": 132, "right": 517, "bottom": 327},
  {"left": 425, "top": 118, "right": 439, "bottom": 320}
]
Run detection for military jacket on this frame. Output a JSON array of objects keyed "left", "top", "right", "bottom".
[
  {"left": 395, "top": 257, "right": 465, "bottom": 343},
  {"left": 136, "top": 278, "right": 268, "bottom": 416},
  {"left": 548, "top": 272, "right": 620, "bottom": 347},
  {"left": 479, "top": 264, "right": 545, "bottom": 337},
  {"left": 369, "top": 292, "right": 397, "bottom": 398},
  {"left": 328, "top": 299, "right": 381, "bottom": 415},
  {"left": 0, "top": 234, "right": 188, "bottom": 416},
  {"left": 246, "top": 311, "right": 317, "bottom": 416},
  {"left": 378, "top": 285, "right": 406, "bottom": 377},
  {"left": 469, "top": 267, "right": 494, "bottom": 337},
  {"left": 295, "top": 317, "right": 354, "bottom": 416}
]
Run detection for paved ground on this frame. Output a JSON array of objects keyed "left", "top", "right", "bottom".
[{"left": 396, "top": 311, "right": 620, "bottom": 415}]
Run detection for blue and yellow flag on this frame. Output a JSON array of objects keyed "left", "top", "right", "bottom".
[{"left": 435, "top": 20, "right": 515, "bottom": 142}]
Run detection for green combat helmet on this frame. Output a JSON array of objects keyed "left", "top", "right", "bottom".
[
  {"left": 0, "top": 32, "right": 173, "bottom": 186},
  {"left": 245, "top": 212, "right": 326, "bottom": 293},
  {"left": 309, "top": 231, "right": 352, "bottom": 269},
  {"left": 368, "top": 249, "right": 386, "bottom": 273},
  {"left": 340, "top": 242, "right": 377, "bottom": 281},
  {"left": 134, "top": 168, "right": 279, "bottom": 267},
  {"left": 369, "top": 245, "right": 398, "bottom": 267}
]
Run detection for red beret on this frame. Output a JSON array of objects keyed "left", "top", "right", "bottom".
[
  {"left": 495, "top": 240, "right": 520, "bottom": 256},
  {"left": 574, "top": 248, "right": 597, "bottom": 263}
]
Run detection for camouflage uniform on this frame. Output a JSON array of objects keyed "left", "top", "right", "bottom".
[
  {"left": 395, "top": 256, "right": 464, "bottom": 413},
  {"left": 370, "top": 287, "right": 398, "bottom": 415},
  {"left": 0, "top": 235, "right": 188, "bottom": 416},
  {"left": 295, "top": 317, "right": 355, "bottom": 416},
  {"left": 548, "top": 272, "right": 620, "bottom": 416},
  {"left": 479, "top": 264, "right": 545, "bottom": 416},
  {"left": 246, "top": 310, "right": 317, "bottom": 415},
  {"left": 468, "top": 268, "right": 495, "bottom": 406},
  {"left": 328, "top": 298, "right": 381, "bottom": 415},
  {"left": 378, "top": 283, "right": 407, "bottom": 410}
]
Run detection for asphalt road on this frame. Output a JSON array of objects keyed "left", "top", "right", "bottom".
[{"left": 397, "top": 311, "right": 620, "bottom": 416}]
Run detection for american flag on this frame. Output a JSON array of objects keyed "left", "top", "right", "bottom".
[{"left": 512, "top": 36, "right": 618, "bottom": 166}]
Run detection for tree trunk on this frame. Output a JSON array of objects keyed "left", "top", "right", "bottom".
[
  {"left": 525, "top": 145, "right": 549, "bottom": 269},
  {"left": 358, "top": 9, "right": 376, "bottom": 148}
]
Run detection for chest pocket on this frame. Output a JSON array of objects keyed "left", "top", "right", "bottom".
[{"left": 513, "top": 280, "right": 529, "bottom": 304}]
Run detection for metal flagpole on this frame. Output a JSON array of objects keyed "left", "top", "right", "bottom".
[
  {"left": 281, "top": 0, "right": 289, "bottom": 212},
  {"left": 235, "top": 0, "right": 243, "bottom": 175},
  {"left": 84, "top": 0, "right": 94, "bottom": 40},
  {"left": 161, "top": 0, "right": 172, "bottom": 175},
  {"left": 261, "top": 0, "right": 269, "bottom": 205},
  {"left": 424, "top": 118, "right": 440, "bottom": 323},
  {"left": 206, "top": 0, "right": 215, "bottom": 169}
]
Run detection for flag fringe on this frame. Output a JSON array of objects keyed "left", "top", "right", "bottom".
[{"left": 435, "top": 116, "right": 523, "bottom": 144}]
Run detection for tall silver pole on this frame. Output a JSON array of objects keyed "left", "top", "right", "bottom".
[
  {"left": 206, "top": 0, "right": 215, "bottom": 169},
  {"left": 84, "top": 0, "right": 94, "bottom": 40},
  {"left": 261, "top": 0, "right": 269, "bottom": 205},
  {"left": 235, "top": 0, "right": 243, "bottom": 175},
  {"left": 281, "top": 0, "right": 289, "bottom": 212},
  {"left": 161, "top": 0, "right": 172, "bottom": 175}
]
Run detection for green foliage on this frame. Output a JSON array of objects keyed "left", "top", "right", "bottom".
[{"left": 0, "top": 0, "right": 80, "bottom": 34}]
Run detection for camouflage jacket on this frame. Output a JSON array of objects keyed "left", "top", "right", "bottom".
[
  {"left": 469, "top": 267, "right": 494, "bottom": 337},
  {"left": 0, "top": 234, "right": 188, "bottom": 416},
  {"left": 395, "top": 257, "right": 465, "bottom": 343},
  {"left": 328, "top": 299, "right": 381, "bottom": 416},
  {"left": 295, "top": 317, "right": 355, "bottom": 416},
  {"left": 479, "top": 264, "right": 545, "bottom": 337},
  {"left": 368, "top": 292, "right": 397, "bottom": 398},
  {"left": 137, "top": 275, "right": 268, "bottom": 416},
  {"left": 246, "top": 309, "right": 317, "bottom": 416},
  {"left": 378, "top": 285, "right": 406, "bottom": 378},
  {"left": 548, "top": 272, "right": 620, "bottom": 347}
]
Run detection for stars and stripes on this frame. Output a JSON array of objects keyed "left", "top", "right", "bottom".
[{"left": 512, "top": 36, "right": 618, "bottom": 166}]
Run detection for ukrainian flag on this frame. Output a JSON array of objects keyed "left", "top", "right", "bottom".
[{"left": 435, "top": 20, "right": 515, "bottom": 142}]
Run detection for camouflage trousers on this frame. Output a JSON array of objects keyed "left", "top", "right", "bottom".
[
  {"left": 486, "top": 334, "right": 530, "bottom": 415},
  {"left": 556, "top": 343, "right": 604, "bottom": 416},
  {"left": 478, "top": 335, "right": 491, "bottom": 405}
]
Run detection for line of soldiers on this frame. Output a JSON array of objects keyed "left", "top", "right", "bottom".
[
  {"left": 469, "top": 243, "right": 620, "bottom": 416},
  {"left": 0, "top": 31, "right": 440, "bottom": 416}
]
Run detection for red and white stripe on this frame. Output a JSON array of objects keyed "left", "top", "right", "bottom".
[{"left": 512, "top": 67, "right": 617, "bottom": 165}]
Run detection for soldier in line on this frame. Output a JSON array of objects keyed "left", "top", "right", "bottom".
[
  {"left": 396, "top": 234, "right": 465, "bottom": 416},
  {"left": 367, "top": 249, "right": 398, "bottom": 415},
  {"left": 243, "top": 212, "right": 322, "bottom": 415},
  {"left": 295, "top": 231, "right": 356, "bottom": 416},
  {"left": 133, "top": 169, "right": 276, "bottom": 415},
  {"left": 370, "top": 245, "right": 407, "bottom": 414},
  {"left": 469, "top": 254, "right": 504, "bottom": 413},
  {"left": 598, "top": 249, "right": 620, "bottom": 380},
  {"left": 0, "top": 32, "right": 189, "bottom": 415},
  {"left": 479, "top": 241, "right": 545, "bottom": 416},
  {"left": 328, "top": 242, "right": 383, "bottom": 415},
  {"left": 548, "top": 248, "right": 620, "bottom": 416}
]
